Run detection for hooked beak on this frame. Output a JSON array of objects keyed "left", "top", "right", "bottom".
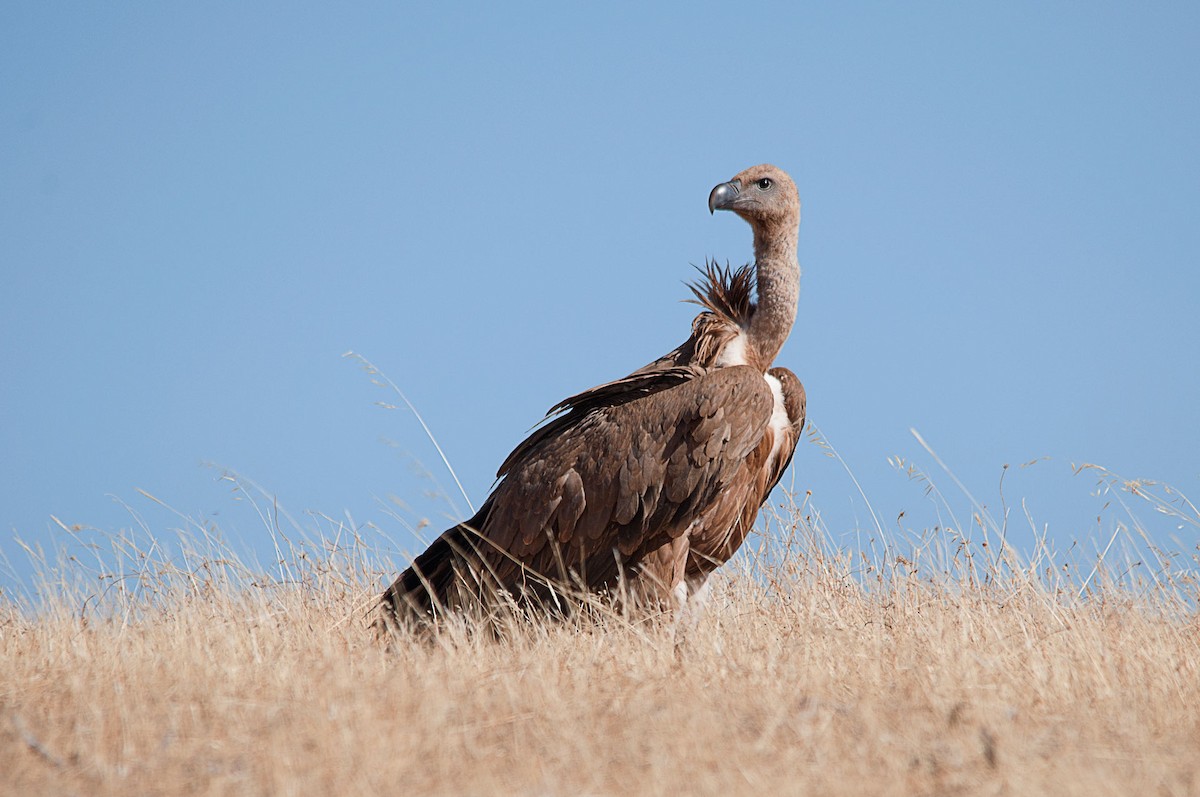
[{"left": 708, "top": 179, "right": 741, "bottom": 214}]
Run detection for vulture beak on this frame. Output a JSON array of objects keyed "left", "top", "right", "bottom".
[{"left": 708, "top": 179, "right": 741, "bottom": 214}]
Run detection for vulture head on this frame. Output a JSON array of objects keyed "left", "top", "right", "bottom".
[{"left": 708, "top": 164, "right": 800, "bottom": 238}]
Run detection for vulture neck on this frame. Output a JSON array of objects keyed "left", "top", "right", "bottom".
[{"left": 747, "top": 219, "right": 800, "bottom": 369}]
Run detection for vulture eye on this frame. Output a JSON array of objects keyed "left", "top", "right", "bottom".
[{"left": 756, "top": 178, "right": 774, "bottom": 190}]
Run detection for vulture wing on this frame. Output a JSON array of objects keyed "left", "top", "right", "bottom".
[{"left": 380, "top": 363, "right": 776, "bottom": 620}]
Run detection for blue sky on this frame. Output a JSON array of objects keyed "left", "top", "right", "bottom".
[{"left": 3, "top": 4, "right": 1198, "bottom": 590}]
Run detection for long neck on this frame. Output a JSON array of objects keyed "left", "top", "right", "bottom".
[{"left": 747, "top": 218, "right": 800, "bottom": 368}]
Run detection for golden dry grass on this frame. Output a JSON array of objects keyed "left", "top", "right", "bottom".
[{"left": 3, "top": 473, "right": 1199, "bottom": 796}]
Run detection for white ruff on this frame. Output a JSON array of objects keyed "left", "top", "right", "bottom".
[{"left": 714, "top": 331, "right": 749, "bottom": 368}]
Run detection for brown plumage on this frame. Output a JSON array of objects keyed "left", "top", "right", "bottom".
[{"left": 377, "top": 164, "right": 806, "bottom": 628}]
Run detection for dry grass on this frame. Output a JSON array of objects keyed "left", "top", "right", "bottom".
[{"left": 2, "top": 470, "right": 1199, "bottom": 796}]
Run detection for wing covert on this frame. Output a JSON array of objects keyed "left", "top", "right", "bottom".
[{"left": 479, "top": 364, "right": 774, "bottom": 593}]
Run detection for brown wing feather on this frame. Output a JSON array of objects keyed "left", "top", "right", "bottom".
[{"left": 488, "top": 365, "right": 771, "bottom": 586}]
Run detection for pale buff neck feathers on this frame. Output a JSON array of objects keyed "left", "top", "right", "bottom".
[{"left": 708, "top": 164, "right": 801, "bottom": 370}]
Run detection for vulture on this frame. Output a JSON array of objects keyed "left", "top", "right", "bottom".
[{"left": 377, "top": 164, "right": 805, "bottom": 628}]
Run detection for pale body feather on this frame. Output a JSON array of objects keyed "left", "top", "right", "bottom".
[
  {"left": 714, "top": 330, "right": 750, "bottom": 368},
  {"left": 764, "top": 372, "right": 792, "bottom": 470}
]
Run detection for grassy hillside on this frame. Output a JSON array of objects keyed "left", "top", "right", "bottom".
[{"left": 2, "top": 475, "right": 1197, "bottom": 795}]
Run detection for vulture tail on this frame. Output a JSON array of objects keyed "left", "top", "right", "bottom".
[{"left": 376, "top": 501, "right": 494, "bottom": 629}]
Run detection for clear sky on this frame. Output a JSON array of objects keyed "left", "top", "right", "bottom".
[{"left": 3, "top": 3, "right": 1198, "bottom": 591}]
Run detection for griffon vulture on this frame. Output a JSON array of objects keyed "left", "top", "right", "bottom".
[{"left": 377, "top": 164, "right": 805, "bottom": 628}]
